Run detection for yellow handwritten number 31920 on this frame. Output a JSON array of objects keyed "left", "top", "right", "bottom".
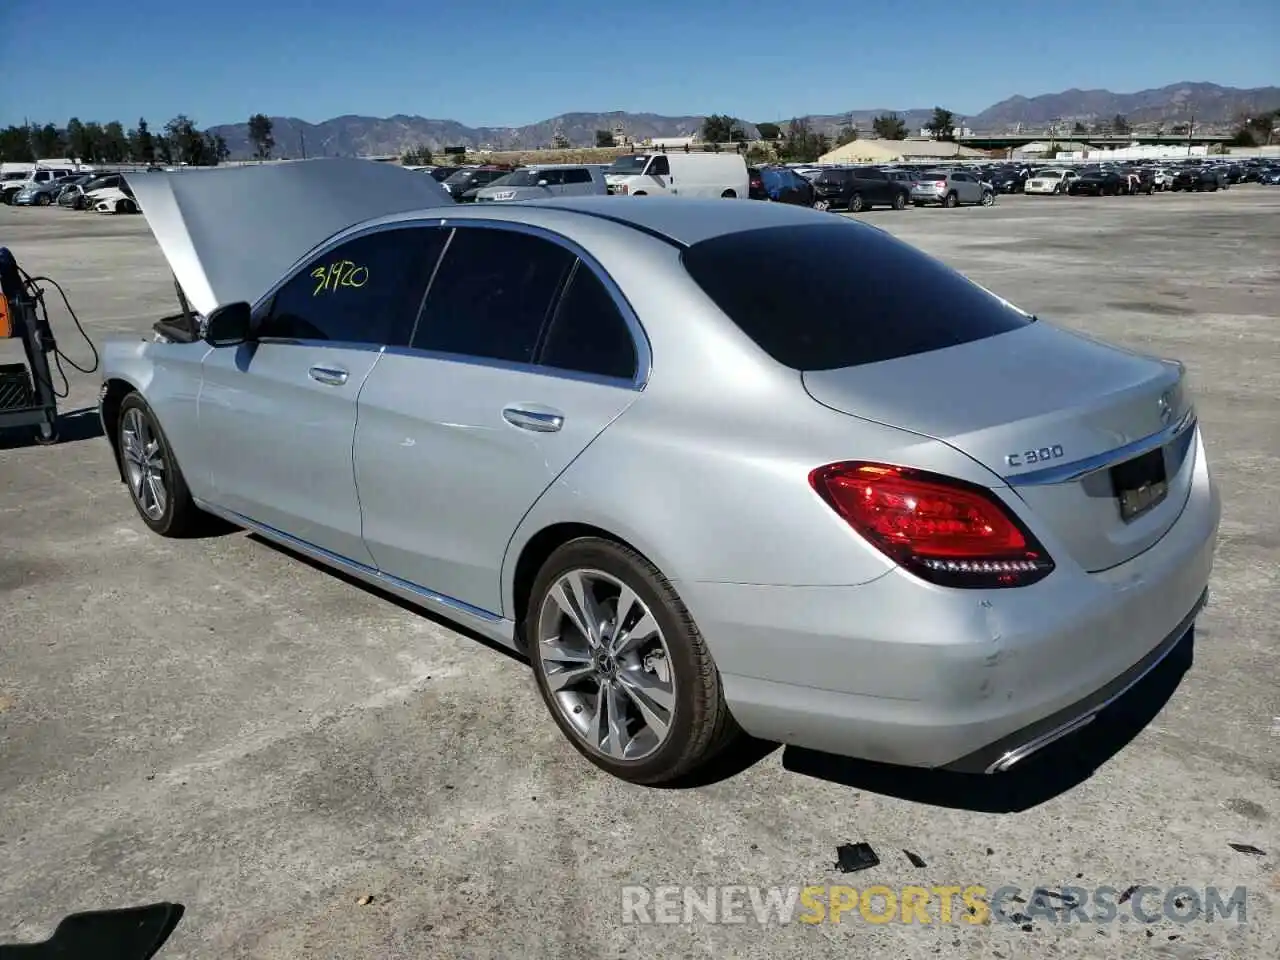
[{"left": 311, "top": 260, "right": 369, "bottom": 296}]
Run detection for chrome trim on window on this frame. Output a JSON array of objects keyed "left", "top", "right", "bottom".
[
  {"left": 1004, "top": 409, "right": 1196, "bottom": 487},
  {"left": 252, "top": 215, "right": 652, "bottom": 392}
]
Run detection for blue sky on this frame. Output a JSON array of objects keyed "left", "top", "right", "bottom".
[{"left": 1, "top": 0, "right": 1276, "bottom": 128}]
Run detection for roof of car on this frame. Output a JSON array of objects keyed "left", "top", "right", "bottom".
[{"left": 470, "top": 194, "right": 838, "bottom": 246}]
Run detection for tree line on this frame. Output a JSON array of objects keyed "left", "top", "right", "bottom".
[{"left": 0, "top": 114, "right": 279, "bottom": 165}]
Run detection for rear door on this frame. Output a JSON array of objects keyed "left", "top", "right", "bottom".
[
  {"left": 354, "top": 223, "right": 644, "bottom": 616},
  {"left": 197, "top": 224, "right": 443, "bottom": 563},
  {"left": 856, "top": 167, "right": 892, "bottom": 204}
]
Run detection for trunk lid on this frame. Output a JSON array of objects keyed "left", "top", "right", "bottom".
[
  {"left": 802, "top": 322, "right": 1196, "bottom": 572},
  {"left": 125, "top": 159, "right": 453, "bottom": 317}
]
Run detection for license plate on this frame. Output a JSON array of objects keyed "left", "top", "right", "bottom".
[{"left": 1111, "top": 447, "right": 1168, "bottom": 522}]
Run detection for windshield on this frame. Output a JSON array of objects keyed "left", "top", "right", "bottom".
[
  {"left": 488, "top": 169, "right": 544, "bottom": 188},
  {"left": 1035, "top": 170, "right": 1062, "bottom": 178},
  {"left": 444, "top": 170, "right": 476, "bottom": 185},
  {"left": 607, "top": 155, "right": 651, "bottom": 176}
]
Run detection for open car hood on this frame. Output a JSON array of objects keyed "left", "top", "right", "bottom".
[{"left": 125, "top": 159, "right": 453, "bottom": 316}]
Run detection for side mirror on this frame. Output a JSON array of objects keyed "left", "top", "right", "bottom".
[
  {"left": 537, "top": 179, "right": 549, "bottom": 187},
  {"left": 203, "top": 301, "right": 252, "bottom": 346}
]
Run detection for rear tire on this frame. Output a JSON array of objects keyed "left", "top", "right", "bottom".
[
  {"left": 892, "top": 192, "right": 907, "bottom": 210},
  {"left": 848, "top": 193, "right": 864, "bottom": 213},
  {"left": 720, "top": 189, "right": 736, "bottom": 198},
  {"left": 526, "top": 537, "right": 742, "bottom": 785},
  {"left": 944, "top": 192, "right": 958, "bottom": 208}
]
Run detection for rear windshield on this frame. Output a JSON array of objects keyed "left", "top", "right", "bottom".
[{"left": 680, "top": 223, "right": 1033, "bottom": 372}]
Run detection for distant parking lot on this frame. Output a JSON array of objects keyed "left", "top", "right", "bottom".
[{"left": 1, "top": 191, "right": 1277, "bottom": 959}]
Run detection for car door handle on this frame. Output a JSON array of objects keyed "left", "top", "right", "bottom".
[
  {"left": 308, "top": 364, "right": 349, "bottom": 386},
  {"left": 502, "top": 405, "right": 564, "bottom": 433}
]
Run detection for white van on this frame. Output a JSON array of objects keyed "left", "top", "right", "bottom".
[{"left": 605, "top": 152, "right": 749, "bottom": 198}]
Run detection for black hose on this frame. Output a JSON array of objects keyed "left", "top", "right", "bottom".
[{"left": 14, "top": 265, "right": 100, "bottom": 400}]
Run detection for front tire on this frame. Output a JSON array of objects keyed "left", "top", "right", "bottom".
[
  {"left": 848, "top": 192, "right": 864, "bottom": 213},
  {"left": 980, "top": 190, "right": 994, "bottom": 206},
  {"left": 526, "top": 537, "right": 741, "bottom": 785},
  {"left": 944, "top": 192, "right": 958, "bottom": 208},
  {"left": 116, "top": 393, "right": 208, "bottom": 537}
]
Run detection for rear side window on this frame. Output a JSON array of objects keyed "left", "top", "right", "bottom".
[
  {"left": 412, "top": 227, "right": 576, "bottom": 363},
  {"left": 563, "top": 168, "right": 593, "bottom": 184},
  {"left": 538, "top": 264, "right": 637, "bottom": 381},
  {"left": 680, "top": 223, "right": 1032, "bottom": 372}
]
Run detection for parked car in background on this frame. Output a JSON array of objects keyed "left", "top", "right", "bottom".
[
  {"left": 468, "top": 164, "right": 608, "bottom": 202},
  {"left": 756, "top": 166, "right": 817, "bottom": 206},
  {"left": 1171, "top": 167, "right": 1225, "bottom": 192},
  {"left": 12, "top": 174, "right": 78, "bottom": 206},
  {"left": 3, "top": 168, "right": 76, "bottom": 204},
  {"left": 87, "top": 179, "right": 139, "bottom": 214},
  {"left": 1068, "top": 170, "right": 1128, "bottom": 196},
  {"left": 104, "top": 159, "right": 1219, "bottom": 787},
  {"left": 442, "top": 165, "right": 512, "bottom": 201},
  {"left": 812, "top": 166, "right": 911, "bottom": 212},
  {"left": 747, "top": 167, "right": 768, "bottom": 200},
  {"left": 910, "top": 170, "right": 993, "bottom": 207},
  {"left": 1025, "top": 169, "right": 1078, "bottom": 195},
  {"left": 605, "top": 152, "right": 749, "bottom": 198},
  {"left": 61, "top": 173, "right": 127, "bottom": 210},
  {"left": 987, "top": 167, "right": 1031, "bottom": 194},
  {"left": 1120, "top": 168, "right": 1155, "bottom": 195}
]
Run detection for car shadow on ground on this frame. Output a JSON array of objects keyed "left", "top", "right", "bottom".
[
  {"left": 781, "top": 630, "right": 1196, "bottom": 813},
  {"left": 241, "top": 528, "right": 1195, "bottom": 808},
  {"left": 246, "top": 533, "right": 526, "bottom": 665},
  {"left": 0, "top": 405, "right": 103, "bottom": 450}
]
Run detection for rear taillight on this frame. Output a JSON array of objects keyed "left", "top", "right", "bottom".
[
  {"left": 933, "top": 180, "right": 946, "bottom": 188},
  {"left": 809, "top": 462, "right": 1054, "bottom": 588}
]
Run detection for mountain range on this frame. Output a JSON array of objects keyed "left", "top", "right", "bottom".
[{"left": 206, "top": 83, "right": 1280, "bottom": 159}]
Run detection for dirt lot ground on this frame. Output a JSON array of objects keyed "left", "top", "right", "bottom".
[{"left": 1, "top": 189, "right": 1277, "bottom": 960}]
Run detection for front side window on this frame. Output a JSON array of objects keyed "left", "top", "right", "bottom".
[
  {"left": 563, "top": 168, "right": 593, "bottom": 184},
  {"left": 646, "top": 156, "right": 670, "bottom": 176},
  {"left": 412, "top": 227, "right": 576, "bottom": 363},
  {"left": 258, "top": 226, "right": 446, "bottom": 345}
]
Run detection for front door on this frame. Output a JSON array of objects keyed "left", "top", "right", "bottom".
[
  {"left": 197, "top": 224, "right": 445, "bottom": 563},
  {"left": 355, "top": 223, "right": 644, "bottom": 617}
]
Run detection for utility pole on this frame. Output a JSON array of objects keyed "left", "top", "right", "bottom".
[
  {"left": 300, "top": 129, "right": 307, "bottom": 160},
  {"left": 1187, "top": 115, "right": 1194, "bottom": 155}
]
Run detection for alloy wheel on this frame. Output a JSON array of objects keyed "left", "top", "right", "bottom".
[
  {"left": 535, "top": 568, "right": 676, "bottom": 762},
  {"left": 121, "top": 407, "right": 167, "bottom": 521}
]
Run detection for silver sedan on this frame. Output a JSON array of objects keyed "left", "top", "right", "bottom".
[{"left": 99, "top": 159, "right": 1220, "bottom": 785}]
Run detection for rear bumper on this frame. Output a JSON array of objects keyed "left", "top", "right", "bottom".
[
  {"left": 685, "top": 433, "right": 1220, "bottom": 769},
  {"left": 910, "top": 191, "right": 945, "bottom": 204}
]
